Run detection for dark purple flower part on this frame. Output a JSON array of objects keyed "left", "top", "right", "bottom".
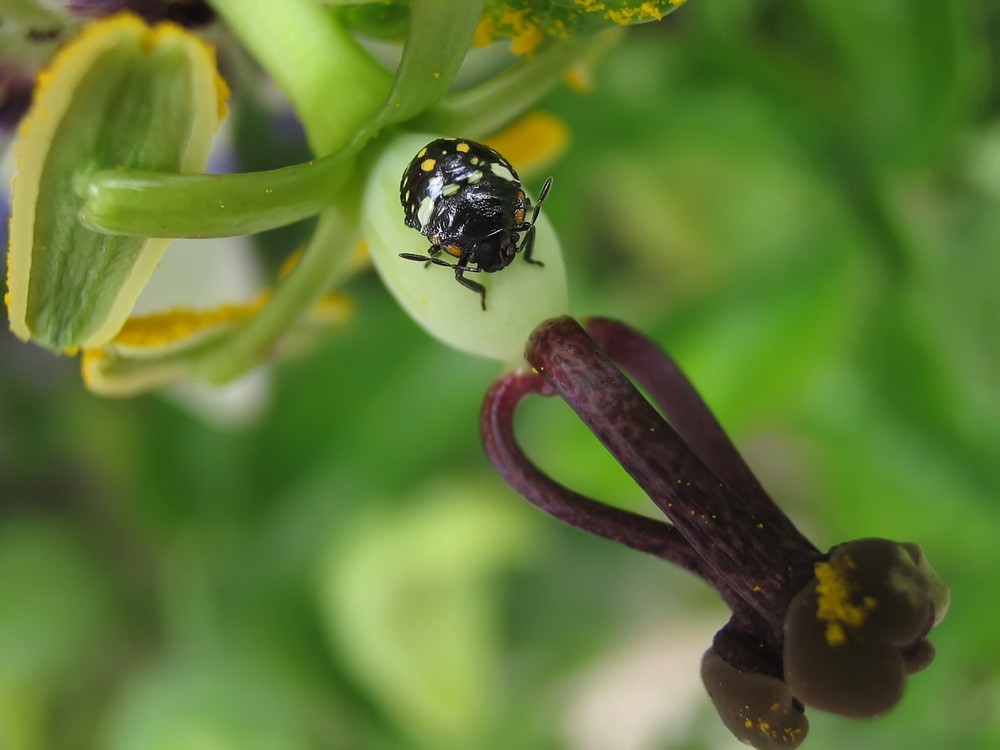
[
  {"left": 481, "top": 315, "right": 949, "bottom": 749},
  {"left": 1, "top": 2, "right": 214, "bottom": 133},
  {"left": 66, "top": 1, "right": 214, "bottom": 26},
  {"left": 1, "top": 64, "right": 34, "bottom": 131}
]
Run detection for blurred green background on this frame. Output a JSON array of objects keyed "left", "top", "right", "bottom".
[{"left": 2, "top": 0, "right": 998, "bottom": 748}]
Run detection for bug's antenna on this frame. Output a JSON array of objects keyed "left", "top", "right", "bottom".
[{"left": 530, "top": 177, "right": 553, "bottom": 224}]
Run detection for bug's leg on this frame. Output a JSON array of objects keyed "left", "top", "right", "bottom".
[
  {"left": 454, "top": 265, "right": 487, "bottom": 310},
  {"left": 519, "top": 225, "right": 544, "bottom": 266},
  {"left": 519, "top": 177, "right": 553, "bottom": 266}
]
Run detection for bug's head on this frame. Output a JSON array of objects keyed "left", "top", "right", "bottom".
[{"left": 470, "top": 228, "right": 517, "bottom": 272}]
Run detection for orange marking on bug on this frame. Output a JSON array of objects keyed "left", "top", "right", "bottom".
[
  {"left": 420, "top": 158, "right": 437, "bottom": 172},
  {"left": 444, "top": 244, "right": 463, "bottom": 258}
]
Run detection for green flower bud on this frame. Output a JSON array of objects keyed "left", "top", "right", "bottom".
[{"left": 362, "top": 131, "right": 569, "bottom": 364}]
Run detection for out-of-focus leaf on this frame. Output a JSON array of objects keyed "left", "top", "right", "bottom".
[
  {"left": 103, "top": 655, "right": 324, "bottom": 750},
  {"left": 319, "top": 480, "right": 537, "bottom": 747},
  {"left": 0, "top": 520, "right": 113, "bottom": 750}
]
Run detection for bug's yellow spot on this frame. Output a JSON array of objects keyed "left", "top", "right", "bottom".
[
  {"left": 420, "top": 158, "right": 437, "bottom": 172},
  {"left": 814, "top": 557, "right": 878, "bottom": 647},
  {"left": 417, "top": 147, "right": 428, "bottom": 158},
  {"left": 744, "top": 719, "right": 753, "bottom": 729},
  {"left": 456, "top": 142, "right": 471, "bottom": 153}
]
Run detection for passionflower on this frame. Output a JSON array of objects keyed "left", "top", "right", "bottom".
[
  {"left": 481, "top": 315, "right": 950, "bottom": 749},
  {"left": 2, "top": 0, "right": 679, "bottom": 395}
]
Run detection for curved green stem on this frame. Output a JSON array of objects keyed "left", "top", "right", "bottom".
[
  {"left": 206, "top": 0, "right": 391, "bottom": 155},
  {"left": 194, "top": 205, "right": 360, "bottom": 384},
  {"left": 366, "top": 0, "right": 485, "bottom": 132},
  {"left": 79, "top": 149, "right": 356, "bottom": 239},
  {"left": 81, "top": 0, "right": 485, "bottom": 240},
  {"left": 415, "top": 30, "right": 622, "bottom": 138}
]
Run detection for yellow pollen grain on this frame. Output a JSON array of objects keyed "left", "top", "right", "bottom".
[
  {"left": 475, "top": 8, "right": 544, "bottom": 56},
  {"left": 420, "top": 158, "right": 436, "bottom": 172},
  {"left": 814, "top": 557, "right": 878, "bottom": 647},
  {"left": 472, "top": 16, "right": 497, "bottom": 47}
]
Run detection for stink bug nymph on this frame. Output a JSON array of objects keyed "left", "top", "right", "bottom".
[{"left": 398, "top": 137, "right": 553, "bottom": 310}]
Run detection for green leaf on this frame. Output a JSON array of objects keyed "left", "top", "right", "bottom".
[
  {"left": 480, "top": 0, "right": 686, "bottom": 51},
  {"left": 368, "top": 0, "right": 486, "bottom": 132},
  {"left": 318, "top": 481, "right": 537, "bottom": 746}
]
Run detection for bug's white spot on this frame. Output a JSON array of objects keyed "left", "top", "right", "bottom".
[
  {"left": 490, "top": 163, "right": 516, "bottom": 182},
  {"left": 442, "top": 182, "right": 461, "bottom": 196},
  {"left": 417, "top": 196, "right": 434, "bottom": 228},
  {"left": 466, "top": 170, "right": 484, "bottom": 184},
  {"left": 425, "top": 174, "right": 444, "bottom": 199}
]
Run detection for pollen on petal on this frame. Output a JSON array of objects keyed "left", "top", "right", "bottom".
[
  {"left": 109, "top": 294, "right": 270, "bottom": 352},
  {"left": 473, "top": 8, "right": 543, "bottom": 56},
  {"left": 814, "top": 558, "right": 878, "bottom": 647}
]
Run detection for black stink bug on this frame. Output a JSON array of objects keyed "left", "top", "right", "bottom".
[{"left": 398, "top": 137, "right": 553, "bottom": 310}]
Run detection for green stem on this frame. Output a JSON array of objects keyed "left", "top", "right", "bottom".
[
  {"left": 206, "top": 0, "right": 392, "bottom": 155},
  {"left": 81, "top": 0, "right": 485, "bottom": 240},
  {"left": 365, "top": 0, "right": 485, "bottom": 132},
  {"left": 194, "top": 205, "right": 360, "bottom": 383},
  {"left": 414, "top": 31, "right": 622, "bottom": 138},
  {"left": 79, "top": 149, "right": 356, "bottom": 238}
]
